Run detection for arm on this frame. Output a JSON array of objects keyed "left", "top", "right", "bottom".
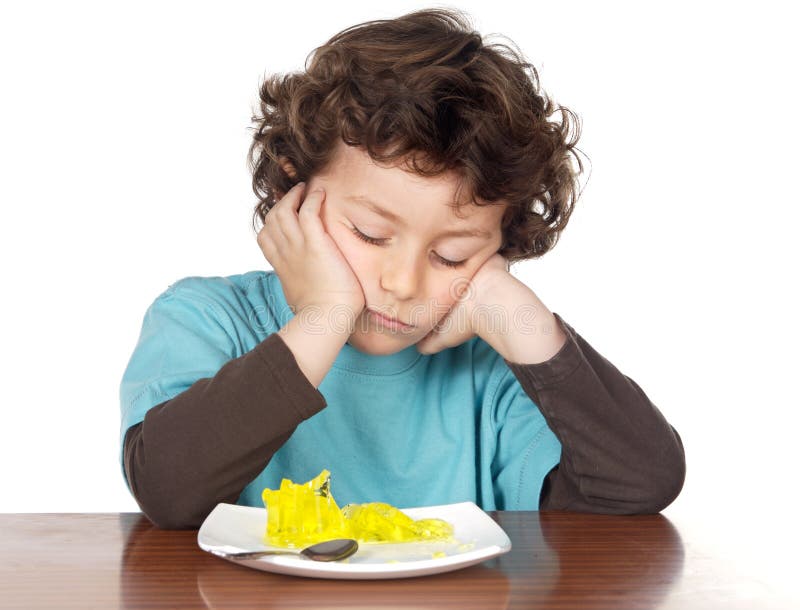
[
  {"left": 124, "top": 308, "right": 351, "bottom": 529},
  {"left": 503, "top": 312, "right": 686, "bottom": 514},
  {"left": 415, "top": 255, "right": 684, "bottom": 513},
  {"left": 461, "top": 263, "right": 685, "bottom": 514}
]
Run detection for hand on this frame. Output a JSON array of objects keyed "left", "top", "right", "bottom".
[
  {"left": 257, "top": 183, "right": 366, "bottom": 321},
  {"left": 415, "top": 253, "right": 510, "bottom": 355}
]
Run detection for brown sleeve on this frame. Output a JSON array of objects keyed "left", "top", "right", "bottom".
[
  {"left": 503, "top": 312, "right": 686, "bottom": 514},
  {"left": 123, "top": 332, "right": 327, "bottom": 529}
]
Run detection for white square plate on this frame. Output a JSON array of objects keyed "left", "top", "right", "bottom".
[{"left": 197, "top": 501, "right": 511, "bottom": 580}]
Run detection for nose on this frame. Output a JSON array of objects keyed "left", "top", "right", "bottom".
[{"left": 379, "top": 252, "right": 420, "bottom": 301}]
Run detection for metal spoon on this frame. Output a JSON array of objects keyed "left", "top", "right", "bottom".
[{"left": 209, "top": 538, "right": 358, "bottom": 562}]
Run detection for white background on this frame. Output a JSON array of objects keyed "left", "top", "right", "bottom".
[{"left": 1, "top": 0, "right": 798, "bottom": 594}]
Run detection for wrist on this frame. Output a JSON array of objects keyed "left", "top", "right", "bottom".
[
  {"left": 472, "top": 277, "right": 568, "bottom": 364},
  {"left": 290, "top": 303, "right": 360, "bottom": 337}
]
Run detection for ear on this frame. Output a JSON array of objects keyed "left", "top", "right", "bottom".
[
  {"left": 279, "top": 156, "right": 297, "bottom": 179},
  {"left": 274, "top": 156, "right": 298, "bottom": 200}
]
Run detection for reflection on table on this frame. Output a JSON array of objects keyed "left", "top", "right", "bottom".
[
  {"left": 118, "top": 510, "right": 683, "bottom": 610},
  {"left": 2, "top": 509, "right": 796, "bottom": 609}
]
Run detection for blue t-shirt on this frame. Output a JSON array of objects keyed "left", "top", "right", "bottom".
[{"left": 119, "top": 270, "right": 562, "bottom": 510}]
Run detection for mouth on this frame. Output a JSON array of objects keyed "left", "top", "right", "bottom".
[{"left": 367, "top": 308, "right": 415, "bottom": 330}]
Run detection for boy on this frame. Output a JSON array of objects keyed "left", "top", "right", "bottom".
[{"left": 120, "top": 8, "right": 685, "bottom": 528}]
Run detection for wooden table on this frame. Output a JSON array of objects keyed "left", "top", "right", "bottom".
[{"left": 0, "top": 511, "right": 796, "bottom": 609}]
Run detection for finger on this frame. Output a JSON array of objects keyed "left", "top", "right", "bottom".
[
  {"left": 259, "top": 185, "right": 302, "bottom": 258},
  {"left": 258, "top": 217, "right": 291, "bottom": 262},
  {"left": 258, "top": 204, "right": 278, "bottom": 243},
  {"left": 415, "top": 329, "right": 440, "bottom": 355},
  {"left": 418, "top": 327, "right": 463, "bottom": 354},
  {"left": 269, "top": 182, "right": 304, "bottom": 230},
  {"left": 296, "top": 186, "right": 328, "bottom": 240},
  {"left": 420, "top": 326, "right": 474, "bottom": 355},
  {"left": 273, "top": 182, "right": 307, "bottom": 249},
  {"left": 416, "top": 316, "right": 450, "bottom": 354},
  {"left": 283, "top": 181, "right": 306, "bottom": 210},
  {"left": 267, "top": 182, "right": 302, "bottom": 221},
  {"left": 420, "top": 300, "right": 478, "bottom": 354}
]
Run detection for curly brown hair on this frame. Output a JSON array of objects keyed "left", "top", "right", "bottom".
[{"left": 248, "top": 7, "right": 586, "bottom": 263}]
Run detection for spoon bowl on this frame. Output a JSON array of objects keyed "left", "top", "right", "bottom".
[{"left": 210, "top": 538, "right": 359, "bottom": 562}]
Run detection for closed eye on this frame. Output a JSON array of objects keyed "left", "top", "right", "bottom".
[{"left": 349, "top": 226, "right": 467, "bottom": 268}]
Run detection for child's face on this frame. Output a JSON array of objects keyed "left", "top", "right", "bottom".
[{"left": 306, "top": 140, "right": 507, "bottom": 355}]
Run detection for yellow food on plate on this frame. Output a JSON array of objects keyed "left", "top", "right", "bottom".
[
  {"left": 261, "top": 469, "right": 349, "bottom": 548},
  {"left": 261, "top": 470, "right": 454, "bottom": 548},
  {"left": 341, "top": 502, "right": 454, "bottom": 543}
]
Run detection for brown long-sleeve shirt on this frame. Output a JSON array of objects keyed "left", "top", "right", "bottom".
[{"left": 123, "top": 313, "right": 685, "bottom": 529}]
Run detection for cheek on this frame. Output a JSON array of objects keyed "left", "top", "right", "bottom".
[
  {"left": 428, "top": 283, "right": 458, "bottom": 322},
  {"left": 325, "top": 222, "right": 373, "bottom": 284}
]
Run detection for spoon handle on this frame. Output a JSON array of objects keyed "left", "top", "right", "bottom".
[
  {"left": 210, "top": 549, "right": 296, "bottom": 560},
  {"left": 208, "top": 539, "right": 358, "bottom": 562}
]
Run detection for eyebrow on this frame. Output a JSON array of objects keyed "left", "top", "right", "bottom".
[{"left": 345, "top": 194, "right": 492, "bottom": 239}]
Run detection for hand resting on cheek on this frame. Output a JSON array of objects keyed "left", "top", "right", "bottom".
[{"left": 415, "top": 253, "right": 510, "bottom": 355}]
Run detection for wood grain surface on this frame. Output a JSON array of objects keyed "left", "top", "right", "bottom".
[{"left": 0, "top": 511, "right": 795, "bottom": 609}]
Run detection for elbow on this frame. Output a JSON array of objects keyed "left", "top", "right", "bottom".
[
  {"left": 631, "top": 440, "right": 687, "bottom": 514},
  {"left": 125, "top": 461, "right": 208, "bottom": 530},
  {"left": 643, "top": 457, "right": 686, "bottom": 513},
  {"left": 131, "top": 483, "right": 209, "bottom": 530},
  {"left": 123, "top": 426, "right": 211, "bottom": 529},
  {"left": 142, "top": 503, "right": 206, "bottom": 530},
  {"left": 592, "top": 437, "right": 686, "bottom": 515},
  {"left": 620, "top": 422, "right": 687, "bottom": 514},
  {"left": 650, "top": 426, "right": 687, "bottom": 512}
]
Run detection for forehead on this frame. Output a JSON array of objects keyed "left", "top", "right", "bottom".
[{"left": 320, "top": 141, "right": 506, "bottom": 227}]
